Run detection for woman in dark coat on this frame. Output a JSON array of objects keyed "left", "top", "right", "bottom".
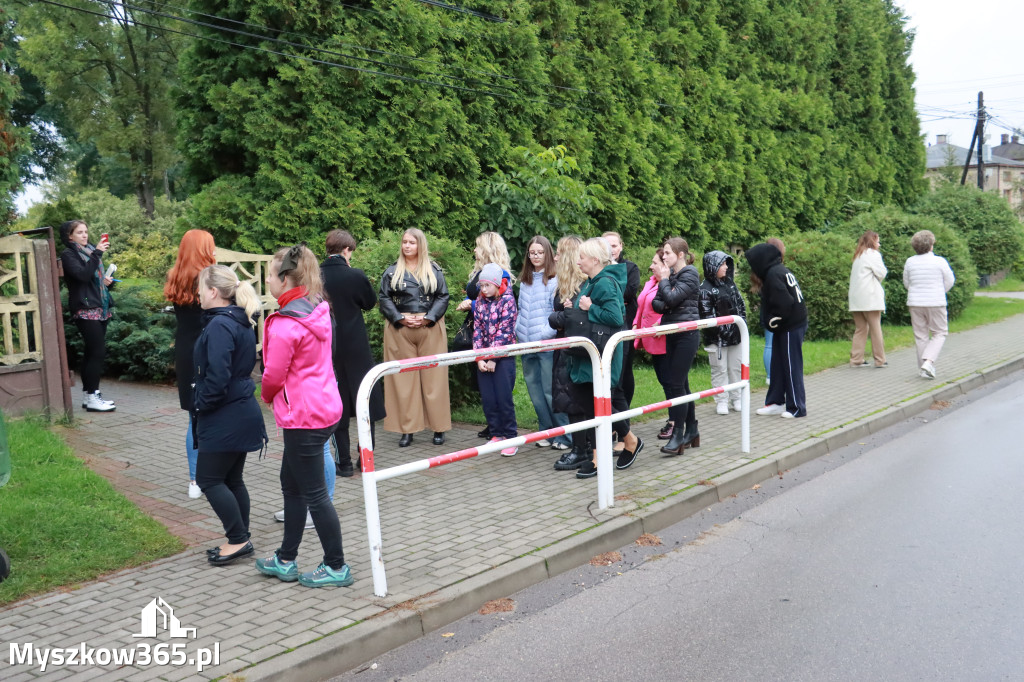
[
  {"left": 321, "top": 230, "right": 385, "bottom": 476},
  {"left": 194, "top": 265, "right": 268, "bottom": 565},
  {"left": 165, "top": 230, "right": 218, "bottom": 499},
  {"left": 59, "top": 220, "right": 116, "bottom": 412}
]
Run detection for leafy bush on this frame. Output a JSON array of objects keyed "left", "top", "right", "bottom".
[
  {"left": 837, "top": 207, "right": 977, "bottom": 325},
  {"left": 912, "top": 183, "right": 1024, "bottom": 278},
  {"left": 351, "top": 230, "right": 476, "bottom": 408},
  {"left": 62, "top": 280, "right": 175, "bottom": 383}
]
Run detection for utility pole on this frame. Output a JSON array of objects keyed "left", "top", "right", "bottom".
[
  {"left": 976, "top": 91, "right": 985, "bottom": 190},
  {"left": 961, "top": 92, "right": 986, "bottom": 187}
]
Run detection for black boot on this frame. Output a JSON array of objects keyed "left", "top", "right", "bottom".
[
  {"left": 336, "top": 454, "right": 354, "bottom": 478},
  {"left": 554, "top": 446, "right": 591, "bottom": 470},
  {"left": 661, "top": 419, "right": 699, "bottom": 455}
]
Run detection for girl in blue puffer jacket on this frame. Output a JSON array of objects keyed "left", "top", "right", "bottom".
[{"left": 515, "top": 236, "right": 572, "bottom": 451}]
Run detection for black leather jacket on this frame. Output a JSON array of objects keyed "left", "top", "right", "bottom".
[
  {"left": 652, "top": 264, "right": 700, "bottom": 323},
  {"left": 698, "top": 250, "right": 747, "bottom": 347},
  {"left": 378, "top": 261, "right": 450, "bottom": 327}
]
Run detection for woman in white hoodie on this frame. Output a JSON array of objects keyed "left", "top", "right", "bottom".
[
  {"left": 848, "top": 231, "right": 888, "bottom": 368},
  {"left": 902, "top": 230, "right": 955, "bottom": 380}
]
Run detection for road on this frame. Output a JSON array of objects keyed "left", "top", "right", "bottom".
[{"left": 336, "top": 375, "right": 1024, "bottom": 681}]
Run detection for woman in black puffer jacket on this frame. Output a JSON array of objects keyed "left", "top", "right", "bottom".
[{"left": 652, "top": 237, "right": 701, "bottom": 455}]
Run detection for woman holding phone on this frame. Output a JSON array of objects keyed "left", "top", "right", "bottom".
[{"left": 59, "top": 220, "right": 116, "bottom": 412}]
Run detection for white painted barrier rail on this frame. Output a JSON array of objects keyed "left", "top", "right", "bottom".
[{"left": 355, "top": 315, "right": 750, "bottom": 596}]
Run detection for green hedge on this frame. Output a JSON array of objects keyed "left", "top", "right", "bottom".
[
  {"left": 912, "top": 183, "right": 1024, "bottom": 279},
  {"left": 837, "top": 207, "right": 977, "bottom": 326}
]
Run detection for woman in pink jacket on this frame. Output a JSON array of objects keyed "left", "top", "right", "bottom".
[
  {"left": 255, "top": 244, "right": 351, "bottom": 588},
  {"left": 633, "top": 250, "right": 671, "bottom": 439}
]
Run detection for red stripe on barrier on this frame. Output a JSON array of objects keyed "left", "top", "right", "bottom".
[
  {"left": 642, "top": 399, "right": 674, "bottom": 414},
  {"left": 523, "top": 427, "right": 566, "bottom": 444},
  {"left": 399, "top": 355, "right": 436, "bottom": 365},
  {"left": 428, "top": 448, "right": 480, "bottom": 468},
  {"left": 698, "top": 387, "right": 725, "bottom": 399},
  {"left": 594, "top": 396, "right": 612, "bottom": 416},
  {"left": 715, "top": 315, "right": 736, "bottom": 326},
  {"left": 741, "top": 363, "right": 750, "bottom": 380},
  {"left": 400, "top": 362, "right": 438, "bottom": 372},
  {"left": 360, "top": 447, "right": 375, "bottom": 473}
]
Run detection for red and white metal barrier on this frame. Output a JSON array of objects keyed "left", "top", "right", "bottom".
[
  {"left": 355, "top": 336, "right": 605, "bottom": 597},
  {"left": 593, "top": 315, "right": 751, "bottom": 509},
  {"left": 355, "top": 315, "right": 750, "bottom": 597}
]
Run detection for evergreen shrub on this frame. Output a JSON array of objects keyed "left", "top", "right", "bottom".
[{"left": 912, "top": 184, "right": 1024, "bottom": 278}]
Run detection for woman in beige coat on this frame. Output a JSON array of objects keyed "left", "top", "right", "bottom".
[{"left": 848, "top": 230, "right": 887, "bottom": 368}]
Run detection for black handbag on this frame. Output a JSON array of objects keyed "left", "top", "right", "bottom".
[
  {"left": 451, "top": 312, "right": 474, "bottom": 352},
  {"left": 563, "top": 307, "right": 617, "bottom": 358}
]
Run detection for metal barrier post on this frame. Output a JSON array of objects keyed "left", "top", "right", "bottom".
[
  {"left": 597, "top": 316, "right": 751, "bottom": 510},
  {"left": 355, "top": 337, "right": 604, "bottom": 597}
]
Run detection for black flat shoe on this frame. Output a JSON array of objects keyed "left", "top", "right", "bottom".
[
  {"left": 398, "top": 433, "right": 414, "bottom": 447},
  {"left": 207, "top": 541, "right": 254, "bottom": 566},
  {"left": 616, "top": 436, "right": 644, "bottom": 470},
  {"left": 477, "top": 427, "right": 491, "bottom": 439},
  {"left": 336, "top": 459, "right": 354, "bottom": 477},
  {"left": 206, "top": 546, "right": 220, "bottom": 557},
  {"left": 432, "top": 431, "right": 446, "bottom": 446}
]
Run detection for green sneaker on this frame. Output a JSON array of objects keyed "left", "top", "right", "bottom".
[
  {"left": 255, "top": 553, "right": 298, "bottom": 582},
  {"left": 298, "top": 562, "right": 353, "bottom": 588}
]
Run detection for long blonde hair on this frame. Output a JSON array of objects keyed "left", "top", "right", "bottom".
[
  {"left": 272, "top": 244, "right": 323, "bottom": 302},
  {"left": 198, "top": 264, "right": 260, "bottom": 326},
  {"left": 555, "top": 235, "right": 586, "bottom": 302},
  {"left": 391, "top": 228, "right": 439, "bottom": 293},
  {"left": 471, "top": 231, "right": 513, "bottom": 279}
]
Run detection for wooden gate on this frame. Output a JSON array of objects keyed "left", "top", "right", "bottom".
[
  {"left": 214, "top": 246, "right": 278, "bottom": 351},
  {"left": 0, "top": 231, "right": 72, "bottom": 418}
]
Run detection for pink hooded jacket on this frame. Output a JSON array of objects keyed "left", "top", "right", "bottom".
[
  {"left": 261, "top": 297, "right": 343, "bottom": 430},
  {"left": 633, "top": 275, "right": 666, "bottom": 355}
]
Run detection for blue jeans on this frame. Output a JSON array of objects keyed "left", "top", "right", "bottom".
[
  {"left": 186, "top": 413, "right": 198, "bottom": 481},
  {"left": 324, "top": 439, "right": 335, "bottom": 501},
  {"left": 763, "top": 329, "right": 773, "bottom": 382},
  {"left": 521, "top": 352, "right": 571, "bottom": 446}
]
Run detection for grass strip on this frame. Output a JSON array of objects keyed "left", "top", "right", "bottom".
[{"left": 0, "top": 418, "right": 184, "bottom": 606}]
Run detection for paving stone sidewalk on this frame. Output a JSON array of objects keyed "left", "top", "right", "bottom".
[{"left": 3, "top": 312, "right": 1024, "bottom": 681}]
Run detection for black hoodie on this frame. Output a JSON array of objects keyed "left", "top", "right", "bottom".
[{"left": 744, "top": 243, "right": 807, "bottom": 332}]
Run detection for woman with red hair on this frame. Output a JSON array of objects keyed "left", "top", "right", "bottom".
[{"left": 165, "top": 230, "right": 218, "bottom": 499}]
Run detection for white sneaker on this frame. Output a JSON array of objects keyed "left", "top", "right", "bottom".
[
  {"left": 535, "top": 439, "right": 551, "bottom": 448},
  {"left": 274, "top": 509, "right": 315, "bottom": 529},
  {"left": 550, "top": 441, "right": 570, "bottom": 451},
  {"left": 920, "top": 360, "right": 936, "bottom": 379},
  {"left": 731, "top": 399, "right": 743, "bottom": 412},
  {"left": 188, "top": 481, "right": 202, "bottom": 499},
  {"left": 716, "top": 402, "right": 729, "bottom": 415},
  {"left": 781, "top": 411, "right": 796, "bottom": 419},
  {"left": 501, "top": 445, "right": 518, "bottom": 457},
  {"left": 84, "top": 391, "right": 116, "bottom": 412},
  {"left": 756, "top": 404, "right": 786, "bottom": 416}
]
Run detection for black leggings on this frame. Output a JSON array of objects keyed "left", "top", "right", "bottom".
[
  {"left": 279, "top": 424, "right": 345, "bottom": 569},
  {"left": 664, "top": 330, "right": 699, "bottom": 430},
  {"left": 74, "top": 318, "right": 108, "bottom": 393},
  {"left": 196, "top": 450, "right": 250, "bottom": 544},
  {"left": 568, "top": 382, "right": 630, "bottom": 454}
]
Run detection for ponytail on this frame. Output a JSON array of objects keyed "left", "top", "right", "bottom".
[{"left": 198, "top": 264, "right": 262, "bottom": 327}]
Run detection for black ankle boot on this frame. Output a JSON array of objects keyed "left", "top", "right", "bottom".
[
  {"left": 679, "top": 420, "right": 700, "bottom": 449},
  {"left": 660, "top": 427, "right": 688, "bottom": 455},
  {"left": 336, "top": 456, "right": 354, "bottom": 478}
]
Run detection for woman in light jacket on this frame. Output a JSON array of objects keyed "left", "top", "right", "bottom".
[
  {"left": 903, "top": 230, "right": 955, "bottom": 380},
  {"left": 516, "top": 235, "right": 571, "bottom": 451},
  {"left": 848, "top": 230, "right": 887, "bottom": 368},
  {"left": 256, "top": 244, "right": 351, "bottom": 588}
]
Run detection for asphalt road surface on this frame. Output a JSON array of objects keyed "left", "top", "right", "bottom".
[{"left": 336, "top": 374, "right": 1024, "bottom": 681}]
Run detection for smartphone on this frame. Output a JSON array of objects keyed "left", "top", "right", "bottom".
[{"left": 100, "top": 233, "right": 109, "bottom": 244}]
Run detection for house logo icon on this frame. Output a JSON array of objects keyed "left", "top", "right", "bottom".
[{"left": 133, "top": 597, "right": 197, "bottom": 639}]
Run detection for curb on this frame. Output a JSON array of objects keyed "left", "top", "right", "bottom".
[{"left": 240, "top": 354, "right": 1024, "bottom": 682}]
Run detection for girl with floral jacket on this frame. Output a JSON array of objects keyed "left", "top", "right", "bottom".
[{"left": 473, "top": 263, "right": 520, "bottom": 456}]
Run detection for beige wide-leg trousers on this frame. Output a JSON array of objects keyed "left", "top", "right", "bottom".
[{"left": 382, "top": 321, "right": 452, "bottom": 434}]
